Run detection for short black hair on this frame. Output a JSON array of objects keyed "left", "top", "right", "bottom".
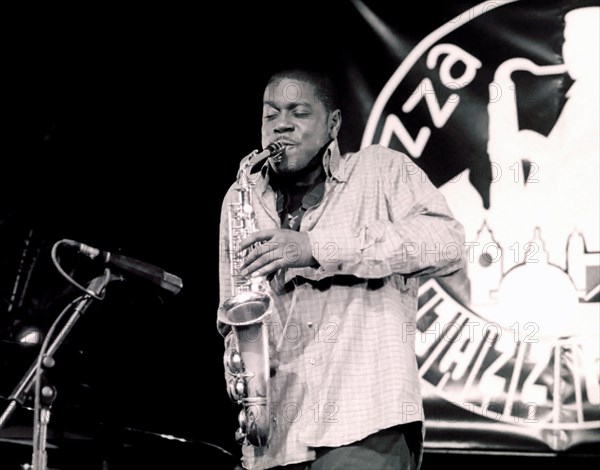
[{"left": 266, "top": 68, "right": 339, "bottom": 112}]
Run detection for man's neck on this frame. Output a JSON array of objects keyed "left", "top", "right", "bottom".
[
  {"left": 270, "top": 146, "right": 328, "bottom": 219},
  {"left": 283, "top": 164, "right": 324, "bottom": 191}
]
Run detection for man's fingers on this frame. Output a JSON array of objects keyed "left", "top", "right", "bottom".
[
  {"left": 242, "top": 240, "right": 279, "bottom": 270},
  {"left": 243, "top": 250, "right": 277, "bottom": 274},
  {"left": 244, "top": 257, "right": 286, "bottom": 279},
  {"left": 241, "top": 244, "right": 264, "bottom": 267},
  {"left": 238, "top": 229, "right": 277, "bottom": 251},
  {"left": 253, "top": 258, "right": 286, "bottom": 278},
  {"left": 238, "top": 233, "right": 259, "bottom": 251}
]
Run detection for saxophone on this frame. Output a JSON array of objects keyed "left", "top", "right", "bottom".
[{"left": 218, "top": 141, "right": 284, "bottom": 447}]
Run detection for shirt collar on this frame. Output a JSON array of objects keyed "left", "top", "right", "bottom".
[{"left": 322, "top": 139, "right": 346, "bottom": 182}]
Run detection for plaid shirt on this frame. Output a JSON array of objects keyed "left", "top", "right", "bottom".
[{"left": 217, "top": 141, "right": 465, "bottom": 469}]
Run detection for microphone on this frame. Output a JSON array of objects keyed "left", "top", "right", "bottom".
[
  {"left": 250, "top": 141, "right": 285, "bottom": 173},
  {"left": 63, "top": 240, "right": 183, "bottom": 295}
]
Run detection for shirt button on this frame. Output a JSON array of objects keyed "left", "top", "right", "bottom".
[
  {"left": 307, "top": 322, "right": 314, "bottom": 328},
  {"left": 309, "top": 359, "right": 315, "bottom": 365}
]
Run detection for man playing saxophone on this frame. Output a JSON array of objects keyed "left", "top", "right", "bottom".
[{"left": 217, "top": 67, "right": 465, "bottom": 470}]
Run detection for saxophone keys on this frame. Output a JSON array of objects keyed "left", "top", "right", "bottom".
[
  {"left": 228, "top": 377, "right": 247, "bottom": 402},
  {"left": 238, "top": 409, "right": 248, "bottom": 432},
  {"left": 235, "top": 379, "right": 246, "bottom": 398},
  {"left": 235, "top": 427, "right": 246, "bottom": 445},
  {"left": 225, "top": 349, "right": 244, "bottom": 373}
]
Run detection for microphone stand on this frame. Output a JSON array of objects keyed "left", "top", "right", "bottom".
[{"left": 0, "top": 270, "right": 116, "bottom": 470}]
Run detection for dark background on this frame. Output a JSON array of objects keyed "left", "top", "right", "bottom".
[{"left": 2, "top": 2, "right": 598, "bottom": 469}]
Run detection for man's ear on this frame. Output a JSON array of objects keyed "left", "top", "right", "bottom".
[{"left": 328, "top": 109, "right": 342, "bottom": 139}]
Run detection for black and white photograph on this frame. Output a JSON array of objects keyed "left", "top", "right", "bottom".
[{"left": 1, "top": 1, "right": 599, "bottom": 469}]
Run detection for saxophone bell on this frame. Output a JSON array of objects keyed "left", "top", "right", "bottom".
[{"left": 219, "top": 291, "right": 273, "bottom": 447}]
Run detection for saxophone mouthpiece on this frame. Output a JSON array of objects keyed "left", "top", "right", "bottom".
[
  {"left": 267, "top": 141, "right": 285, "bottom": 163},
  {"left": 250, "top": 142, "right": 285, "bottom": 172}
]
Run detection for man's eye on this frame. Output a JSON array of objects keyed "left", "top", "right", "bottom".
[
  {"left": 294, "top": 112, "right": 310, "bottom": 117},
  {"left": 263, "top": 114, "right": 277, "bottom": 120}
]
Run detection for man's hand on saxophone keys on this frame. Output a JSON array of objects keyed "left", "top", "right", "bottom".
[{"left": 239, "top": 228, "right": 318, "bottom": 278}]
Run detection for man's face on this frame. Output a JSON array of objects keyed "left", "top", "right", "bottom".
[{"left": 261, "top": 78, "right": 335, "bottom": 175}]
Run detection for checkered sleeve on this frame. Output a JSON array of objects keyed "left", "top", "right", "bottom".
[{"left": 308, "top": 146, "right": 465, "bottom": 279}]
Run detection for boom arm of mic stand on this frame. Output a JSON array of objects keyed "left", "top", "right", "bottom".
[{"left": 0, "top": 270, "right": 116, "bottom": 431}]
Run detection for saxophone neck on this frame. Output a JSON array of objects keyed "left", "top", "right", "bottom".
[
  {"left": 237, "top": 142, "right": 285, "bottom": 187},
  {"left": 236, "top": 156, "right": 254, "bottom": 190}
]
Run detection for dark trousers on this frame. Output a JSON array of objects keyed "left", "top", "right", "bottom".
[{"left": 270, "top": 421, "right": 423, "bottom": 470}]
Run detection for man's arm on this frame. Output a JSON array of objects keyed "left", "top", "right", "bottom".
[{"left": 308, "top": 146, "right": 465, "bottom": 280}]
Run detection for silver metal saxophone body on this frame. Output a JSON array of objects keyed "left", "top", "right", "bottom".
[{"left": 218, "top": 141, "right": 284, "bottom": 447}]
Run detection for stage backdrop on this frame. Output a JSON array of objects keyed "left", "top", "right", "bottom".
[
  {"left": 336, "top": 0, "right": 599, "bottom": 454},
  {"left": 1, "top": 0, "right": 598, "bottom": 463}
]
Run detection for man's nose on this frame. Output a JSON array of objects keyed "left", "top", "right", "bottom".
[{"left": 274, "top": 116, "right": 294, "bottom": 133}]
